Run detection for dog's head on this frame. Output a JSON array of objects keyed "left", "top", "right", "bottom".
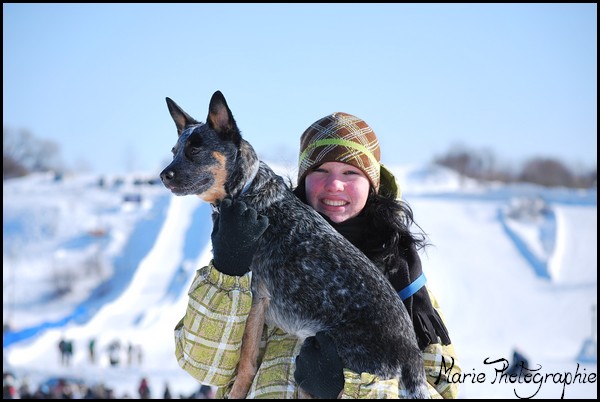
[{"left": 160, "top": 91, "right": 246, "bottom": 203}]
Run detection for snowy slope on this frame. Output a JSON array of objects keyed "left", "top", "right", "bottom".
[{"left": 3, "top": 164, "right": 597, "bottom": 399}]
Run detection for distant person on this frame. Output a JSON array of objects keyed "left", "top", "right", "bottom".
[
  {"left": 138, "top": 377, "right": 151, "bottom": 399},
  {"left": 58, "top": 337, "right": 67, "bottom": 366},
  {"left": 197, "top": 385, "right": 215, "bottom": 399},
  {"left": 65, "top": 340, "right": 74, "bottom": 366},
  {"left": 18, "top": 377, "right": 32, "bottom": 399},
  {"left": 107, "top": 340, "right": 121, "bottom": 367},
  {"left": 506, "top": 348, "right": 530, "bottom": 377},
  {"left": 163, "top": 382, "right": 172, "bottom": 399},
  {"left": 127, "top": 342, "right": 134, "bottom": 366},
  {"left": 88, "top": 338, "right": 96, "bottom": 364},
  {"left": 137, "top": 345, "right": 144, "bottom": 366},
  {"left": 3, "top": 372, "right": 19, "bottom": 399}
]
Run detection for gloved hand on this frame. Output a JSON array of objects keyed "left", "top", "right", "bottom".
[
  {"left": 294, "top": 331, "right": 345, "bottom": 399},
  {"left": 211, "top": 197, "right": 269, "bottom": 276}
]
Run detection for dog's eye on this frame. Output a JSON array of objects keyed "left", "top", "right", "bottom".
[{"left": 187, "top": 133, "right": 203, "bottom": 155}]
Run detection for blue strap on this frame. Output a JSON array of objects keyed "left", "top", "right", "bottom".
[{"left": 398, "top": 273, "right": 427, "bottom": 301}]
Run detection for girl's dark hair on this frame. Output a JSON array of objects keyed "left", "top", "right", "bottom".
[{"left": 362, "top": 187, "right": 429, "bottom": 266}]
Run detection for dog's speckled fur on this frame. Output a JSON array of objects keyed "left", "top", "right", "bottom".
[{"left": 160, "top": 91, "right": 428, "bottom": 399}]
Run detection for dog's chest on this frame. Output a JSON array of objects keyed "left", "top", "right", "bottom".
[
  {"left": 245, "top": 205, "right": 339, "bottom": 338},
  {"left": 251, "top": 273, "right": 323, "bottom": 341}
]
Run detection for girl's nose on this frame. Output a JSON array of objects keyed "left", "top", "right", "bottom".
[{"left": 324, "top": 175, "right": 344, "bottom": 192}]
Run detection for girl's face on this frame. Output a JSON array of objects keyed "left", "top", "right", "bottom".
[{"left": 304, "top": 161, "right": 371, "bottom": 223}]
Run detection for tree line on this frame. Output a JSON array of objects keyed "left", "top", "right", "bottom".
[
  {"left": 3, "top": 126, "right": 63, "bottom": 179},
  {"left": 4, "top": 126, "right": 597, "bottom": 189},
  {"left": 434, "top": 144, "right": 596, "bottom": 189}
]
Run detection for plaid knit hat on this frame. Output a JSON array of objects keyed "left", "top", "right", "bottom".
[{"left": 298, "top": 112, "right": 382, "bottom": 191}]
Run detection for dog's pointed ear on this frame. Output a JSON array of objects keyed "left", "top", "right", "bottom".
[
  {"left": 166, "top": 97, "right": 200, "bottom": 136},
  {"left": 207, "top": 91, "right": 241, "bottom": 144}
]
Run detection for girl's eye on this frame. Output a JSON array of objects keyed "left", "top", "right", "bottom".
[{"left": 311, "top": 167, "right": 327, "bottom": 173}]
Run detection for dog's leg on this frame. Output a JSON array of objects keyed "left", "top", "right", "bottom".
[
  {"left": 297, "top": 388, "right": 316, "bottom": 399},
  {"left": 228, "top": 297, "right": 268, "bottom": 399}
]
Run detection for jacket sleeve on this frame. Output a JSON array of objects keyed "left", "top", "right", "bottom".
[
  {"left": 340, "top": 369, "right": 448, "bottom": 399},
  {"left": 174, "top": 260, "right": 253, "bottom": 387},
  {"left": 341, "top": 371, "right": 401, "bottom": 398},
  {"left": 424, "top": 289, "right": 461, "bottom": 399}
]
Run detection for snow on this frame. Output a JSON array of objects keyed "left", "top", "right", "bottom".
[{"left": 3, "top": 163, "right": 597, "bottom": 399}]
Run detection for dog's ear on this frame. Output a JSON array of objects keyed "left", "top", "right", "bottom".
[
  {"left": 207, "top": 91, "right": 241, "bottom": 144},
  {"left": 166, "top": 97, "right": 200, "bottom": 136}
]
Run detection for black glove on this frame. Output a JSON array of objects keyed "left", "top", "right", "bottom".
[
  {"left": 211, "top": 197, "right": 269, "bottom": 276},
  {"left": 294, "top": 331, "right": 345, "bottom": 399}
]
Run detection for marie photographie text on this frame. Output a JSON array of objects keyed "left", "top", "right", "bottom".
[{"left": 436, "top": 356, "right": 596, "bottom": 399}]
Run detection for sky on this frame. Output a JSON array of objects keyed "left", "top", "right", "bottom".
[
  {"left": 3, "top": 162, "right": 597, "bottom": 399},
  {"left": 3, "top": 3, "right": 597, "bottom": 176}
]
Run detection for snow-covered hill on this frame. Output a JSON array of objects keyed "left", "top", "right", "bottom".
[{"left": 3, "top": 164, "right": 597, "bottom": 399}]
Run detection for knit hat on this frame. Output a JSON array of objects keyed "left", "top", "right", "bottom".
[
  {"left": 298, "top": 112, "right": 381, "bottom": 191},
  {"left": 298, "top": 112, "right": 400, "bottom": 198}
]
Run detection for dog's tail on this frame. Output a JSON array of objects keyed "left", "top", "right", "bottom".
[{"left": 400, "top": 363, "right": 430, "bottom": 399}]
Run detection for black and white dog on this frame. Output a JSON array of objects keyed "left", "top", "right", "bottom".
[{"left": 160, "top": 91, "right": 428, "bottom": 398}]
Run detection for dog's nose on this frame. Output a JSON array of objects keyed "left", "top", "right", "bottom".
[{"left": 160, "top": 169, "right": 175, "bottom": 183}]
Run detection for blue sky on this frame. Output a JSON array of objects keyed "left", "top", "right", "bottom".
[{"left": 3, "top": 3, "right": 597, "bottom": 175}]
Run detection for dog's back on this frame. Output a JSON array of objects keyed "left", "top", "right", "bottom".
[
  {"left": 161, "top": 91, "right": 428, "bottom": 398},
  {"left": 240, "top": 162, "right": 428, "bottom": 396}
]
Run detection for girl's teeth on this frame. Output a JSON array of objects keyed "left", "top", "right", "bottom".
[{"left": 323, "top": 199, "right": 346, "bottom": 206}]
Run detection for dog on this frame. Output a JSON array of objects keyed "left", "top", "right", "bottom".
[{"left": 160, "top": 91, "right": 429, "bottom": 399}]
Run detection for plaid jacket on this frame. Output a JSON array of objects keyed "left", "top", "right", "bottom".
[{"left": 174, "top": 262, "right": 461, "bottom": 399}]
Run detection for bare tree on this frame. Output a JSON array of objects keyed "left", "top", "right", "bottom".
[
  {"left": 519, "top": 157, "right": 575, "bottom": 188},
  {"left": 3, "top": 126, "right": 63, "bottom": 179},
  {"left": 433, "top": 144, "right": 493, "bottom": 183},
  {"left": 3, "top": 154, "right": 28, "bottom": 179},
  {"left": 433, "top": 144, "right": 595, "bottom": 189}
]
